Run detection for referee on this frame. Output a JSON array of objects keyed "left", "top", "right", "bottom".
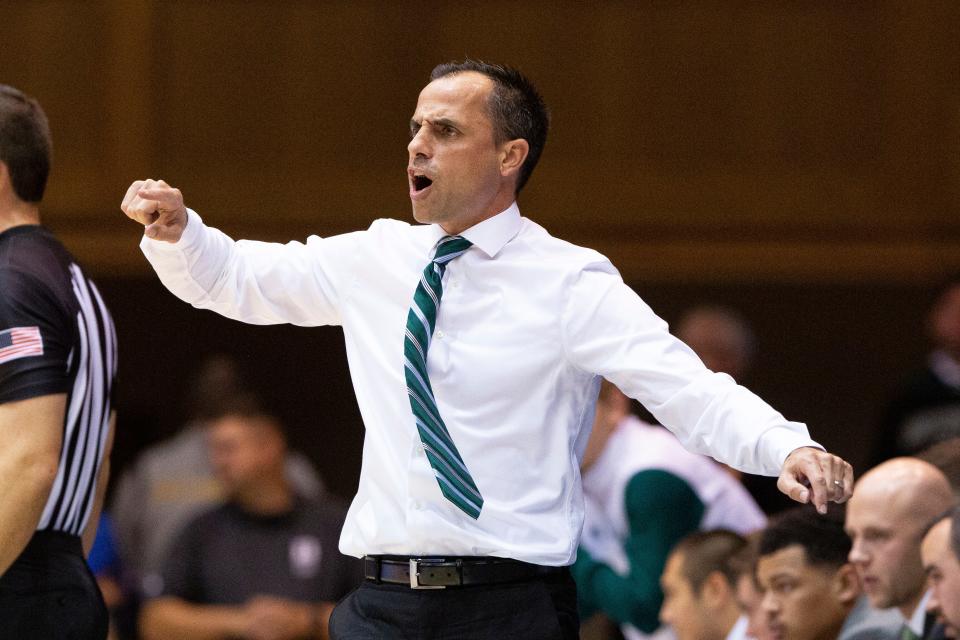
[{"left": 0, "top": 84, "right": 118, "bottom": 638}]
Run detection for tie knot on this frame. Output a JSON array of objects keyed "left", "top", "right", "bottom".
[{"left": 432, "top": 236, "right": 473, "bottom": 264}]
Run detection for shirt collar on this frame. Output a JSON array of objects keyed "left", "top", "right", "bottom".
[
  {"left": 429, "top": 202, "right": 522, "bottom": 259},
  {"left": 908, "top": 589, "right": 932, "bottom": 634},
  {"left": 724, "top": 615, "right": 749, "bottom": 640}
]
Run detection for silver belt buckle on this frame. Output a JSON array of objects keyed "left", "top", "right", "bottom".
[{"left": 409, "top": 558, "right": 446, "bottom": 589}]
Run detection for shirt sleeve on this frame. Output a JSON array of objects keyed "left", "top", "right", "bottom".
[
  {"left": 572, "top": 470, "right": 705, "bottom": 632},
  {"left": 0, "top": 266, "right": 72, "bottom": 404},
  {"left": 561, "top": 262, "right": 820, "bottom": 476},
  {"left": 140, "top": 209, "right": 369, "bottom": 327}
]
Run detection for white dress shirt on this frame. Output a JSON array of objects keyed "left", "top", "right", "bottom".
[
  {"left": 141, "top": 202, "right": 818, "bottom": 565},
  {"left": 907, "top": 589, "right": 932, "bottom": 636},
  {"left": 725, "top": 615, "right": 750, "bottom": 640}
]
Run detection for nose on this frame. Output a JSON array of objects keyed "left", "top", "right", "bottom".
[
  {"left": 848, "top": 537, "right": 869, "bottom": 566},
  {"left": 761, "top": 589, "right": 778, "bottom": 614},
  {"left": 407, "top": 126, "right": 432, "bottom": 160}
]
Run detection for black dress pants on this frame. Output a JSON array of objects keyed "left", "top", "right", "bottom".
[
  {"left": 0, "top": 532, "right": 108, "bottom": 640},
  {"left": 329, "top": 567, "right": 579, "bottom": 640}
]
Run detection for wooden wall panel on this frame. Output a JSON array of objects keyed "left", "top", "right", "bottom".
[{"left": 0, "top": 1, "right": 957, "bottom": 282}]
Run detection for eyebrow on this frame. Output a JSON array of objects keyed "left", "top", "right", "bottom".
[{"left": 409, "top": 117, "right": 461, "bottom": 131}]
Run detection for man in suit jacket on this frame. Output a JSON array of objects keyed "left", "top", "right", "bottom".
[
  {"left": 921, "top": 506, "right": 960, "bottom": 636},
  {"left": 845, "top": 458, "right": 954, "bottom": 640}
]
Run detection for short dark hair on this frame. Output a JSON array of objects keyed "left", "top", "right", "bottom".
[
  {"left": 0, "top": 85, "right": 51, "bottom": 202},
  {"left": 430, "top": 60, "right": 549, "bottom": 194},
  {"left": 923, "top": 504, "right": 960, "bottom": 560},
  {"left": 673, "top": 529, "right": 748, "bottom": 594},
  {"left": 759, "top": 505, "right": 850, "bottom": 569},
  {"left": 953, "top": 505, "right": 960, "bottom": 560}
]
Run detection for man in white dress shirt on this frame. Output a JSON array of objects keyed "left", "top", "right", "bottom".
[{"left": 120, "top": 60, "right": 853, "bottom": 638}]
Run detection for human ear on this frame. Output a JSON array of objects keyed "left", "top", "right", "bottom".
[
  {"left": 499, "top": 138, "right": 529, "bottom": 179},
  {"left": 701, "top": 571, "right": 731, "bottom": 610},
  {"left": 833, "top": 563, "right": 860, "bottom": 607}
]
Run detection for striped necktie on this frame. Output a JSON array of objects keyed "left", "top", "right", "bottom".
[
  {"left": 403, "top": 235, "right": 484, "bottom": 519},
  {"left": 899, "top": 625, "right": 919, "bottom": 640}
]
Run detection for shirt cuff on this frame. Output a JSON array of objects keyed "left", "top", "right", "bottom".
[
  {"left": 771, "top": 423, "right": 824, "bottom": 468},
  {"left": 139, "top": 208, "right": 203, "bottom": 254}
]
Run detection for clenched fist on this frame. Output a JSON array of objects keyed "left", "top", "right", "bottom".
[{"left": 121, "top": 179, "right": 188, "bottom": 243}]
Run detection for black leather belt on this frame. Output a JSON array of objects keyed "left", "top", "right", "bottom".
[{"left": 363, "top": 556, "right": 563, "bottom": 589}]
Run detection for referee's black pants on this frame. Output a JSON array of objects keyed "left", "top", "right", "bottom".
[
  {"left": 329, "top": 566, "right": 579, "bottom": 639},
  {"left": 0, "top": 531, "right": 108, "bottom": 640}
]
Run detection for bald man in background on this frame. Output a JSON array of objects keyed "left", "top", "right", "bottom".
[{"left": 845, "top": 458, "right": 954, "bottom": 640}]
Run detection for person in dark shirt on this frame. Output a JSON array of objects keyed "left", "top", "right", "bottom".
[
  {"left": 0, "top": 84, "right": 118, "bottom": 638},
  {"left": 139, "top": 403, "right": 358, "bottom": 640}
]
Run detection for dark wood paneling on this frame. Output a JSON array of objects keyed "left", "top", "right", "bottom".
[{"left": 1, "top": 1, "right": 957, "bottom": 282}]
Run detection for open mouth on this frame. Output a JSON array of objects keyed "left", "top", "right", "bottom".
[{"left": 412, "top": 175, "right": 433, "bottom": 192}]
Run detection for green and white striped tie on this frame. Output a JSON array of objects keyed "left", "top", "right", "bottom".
[{"left": 403, "top": 235, "right": 483, "bottom": 519}]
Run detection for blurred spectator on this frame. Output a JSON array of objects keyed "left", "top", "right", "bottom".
[
  {"left": 110, "top": 355, "right": 323, "bottom": 599},
  {"left": 757, "top": 506, "right": 900, "bottom": 640},
  {"left": 845, "top": 458, "right": 953, "bottom": 639},
  {"left": 139, "top": 407, "right": 358, "bottom": 640},
  {"left": 920, "top": 506, "right": 960, "bottom": 636},
  {"left": 658, "top": 529, "right": 749, "bottom": 640},
  {"left": 729, "top": 533, "right": 777, "bottom": 640},
  {"left": 676, "top": 305, "right": 756, "bottom": 383},
  {"left": 874, "top": 276, "right": 960, "bottom": 464},
  {"left": 573, "top": 381, "right": 765, "bottom": 639},
  {"left": 916, "top": 438, "right": 960, "bottom": 499},
  {"left": 675, "top": 304, "right": 793, "bottom": 514}
]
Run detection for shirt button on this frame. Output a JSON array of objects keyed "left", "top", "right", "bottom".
[{"left": 436, "top": 330, "right": 445, "bottom": 339}]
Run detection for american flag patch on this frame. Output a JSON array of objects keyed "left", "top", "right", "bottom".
[{"left": 0, "top": 327, "right": 44, "bottom": 365}]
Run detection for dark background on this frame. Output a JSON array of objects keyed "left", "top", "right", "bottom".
[{"left": 2, "top": 1, "right": 958, "bottom": 502}]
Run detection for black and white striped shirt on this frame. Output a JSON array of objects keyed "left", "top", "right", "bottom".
[{"left": 0, "top": 225, "right": 117, "bottom": 537}]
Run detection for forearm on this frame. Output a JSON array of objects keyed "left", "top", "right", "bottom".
[
  {"left": 572, "top": 552, "right": 662, "bottom": 632},
  {"left": 313, "top": 602, "right": 335, "bottom": 640},
  {"left": 0, "top": 452, "right": 57, "bottom": 574},
  {"left": 647, "top": 374, "right": 820, "bottom": 475},
  {"left": 141, "top": 209, "right": 340, "bottom": 327},
  {"left": 140, "top": 597, "right": 246, "bottom": 640},
  {"left": 0, "top": 394, "right": 65, "bottom": 575}
]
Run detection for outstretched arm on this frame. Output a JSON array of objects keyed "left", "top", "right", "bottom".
[
  {"left": 0, "top": 394, "right": 65, "bottom": 575},
  {"left": 119, "top": 179, "right": 365, "bottom": 328},
  {"left": 562, "top": 263, "right": 854, "bottom": 509}
]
